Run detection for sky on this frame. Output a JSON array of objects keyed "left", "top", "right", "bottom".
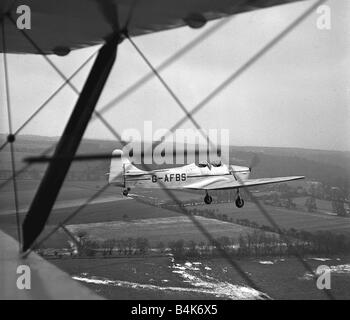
[{"left": 0, "top": 0, "right": 349, "bottom": 151}]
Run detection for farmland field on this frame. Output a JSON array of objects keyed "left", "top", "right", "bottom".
[
  {"left": 207, "top": 202, "right": 350, "bottom": 235},
  {"left": 0, "top": 180, "right": 117, "bottom": 214},
  {"left": 2, "top": 178, "right": 350, "bottom": 300},
  {"left": 51, "top": 254, "right": 350, "bottom": 300},
  {"left": 1, "top": 179, "right": 350, "bottom": 246},
  {"left": 66, "top": 216, "right": 257, "bottom": 245}
]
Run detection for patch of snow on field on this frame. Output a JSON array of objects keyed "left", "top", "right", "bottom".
[
  {"left": 259, "top": 261, "right": 274, "bottom": 265},
  {"left": 324, "top": 264, "right": 350, "bottom": 274},
  {"left": 73, "top": 260, "right": 270, "bottom": 300},
  {"left": 73, "top": 276, "right": 113, "bottom": 285},
  {"left": 310, "top": 258, "right": 331, "bottom": 262},
  {"left": 172, "top": 270, "right": 185, "bottom": 275},
  {"left": 301, "top": 264, "right": 350, "bottom": 280},
  {"left": 174, "top": 263, "right": 199, "bottom": 271},
  {"left": 170, "top": 262, "right": 269, "bottom": 300},
  {"left": 73, "top": 274, "right": 269, "bottom": 300},
  {"left": 74, "top": 274, "right": 268, "bottom": 299},
  {"left": 173, "top": 264, "right": 186, "bottom": 271}
]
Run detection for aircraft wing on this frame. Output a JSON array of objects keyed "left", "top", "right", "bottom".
[
  {"left": 0, "top": 0, "right": 305, "bottom": 54},
  {"left": 184, "top": 175, "right": 305, "bottom": 190},
  {"left": 0, "top": 230, "right": 103, "bottom": 299},
  {"left": 124, "top": 168, "right": 169, "bottom": 176}
]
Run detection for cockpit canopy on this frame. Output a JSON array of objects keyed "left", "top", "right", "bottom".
[
  {"left": 197, "top": 160, "right": 222, "bottom": 168},
  {"left": 211, "top": 160, "right": 222, "bottom": 167}
]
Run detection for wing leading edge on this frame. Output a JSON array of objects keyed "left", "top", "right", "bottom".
[{"left": 0, "top": 0, "right": 306, "bottom": 54}]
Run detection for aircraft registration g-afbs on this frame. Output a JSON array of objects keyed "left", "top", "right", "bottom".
[{"left": 108, "top": 149, "right": 305, "bottom": 208}]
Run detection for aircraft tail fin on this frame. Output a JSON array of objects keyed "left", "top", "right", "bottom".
[{"left": 108, "top": 149, "right": 142, "bottom": 184}]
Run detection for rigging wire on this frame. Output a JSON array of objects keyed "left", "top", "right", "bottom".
[
  {"left": 0, "top": 15, "right": 231, "bottom": 159},
  {"left": 97, "top": 17, "right": 232, "bottom": 116},
  {"left": 126, "top": 34, "right": 219, "bottom": 152},
  {"left": 24, "top": 183, "right": 111, "bottom": 256},
  {"left": 0, "top": 49, "right": 99, "bottom": 152},
  {"left": 124, "top": 0, "right": 334, "bottom": 299},
  {"left": 0, "top": 15, "right": 230, "bottom": 191},
  {"left": 17, "top": 18, "right": 266, "bottom": 289},
  {"left": 0, "top": 144, "right": 55, "bottom": 191},
  {"left": 1, "top": 20, "right": 22, "bottom": 247},
  {"left": 121, "top": 0, "right": 333, "bottom": 300},
  {"left": 167, "top": 0, "right": 329, "bottom": 138},
  {"left": 26, "top": 176, "right": 266, "bottom": 296},
  {"left": 6, "top": 14, "right": 124, "bottom": 144}
]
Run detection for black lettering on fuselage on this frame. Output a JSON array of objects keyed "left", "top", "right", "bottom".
[{"left": 163, "top": 173, "right": 187, "bottom": 182}]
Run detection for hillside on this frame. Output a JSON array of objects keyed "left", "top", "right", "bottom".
[{"left": 0, "top": 134, "right": 349, "bottom": 191}]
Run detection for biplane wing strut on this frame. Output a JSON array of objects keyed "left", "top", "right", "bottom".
[{"left": 22, "top": 34, "right": 121, "bottom": 252}]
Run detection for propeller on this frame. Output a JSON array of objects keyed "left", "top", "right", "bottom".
[
  {"left": 228, "top": 153, "right": 260, "bottom": 178},
  {"left": 248, "top": 154, "right": 260, "bottom": 172}
]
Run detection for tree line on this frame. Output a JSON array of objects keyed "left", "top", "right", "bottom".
[{"left": 45, "top": 222, "right": 350, "bottom": 260}]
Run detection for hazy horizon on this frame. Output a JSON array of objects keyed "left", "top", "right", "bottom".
[{"left": 2, "top": 133, "right": 349, "bottom": 154}]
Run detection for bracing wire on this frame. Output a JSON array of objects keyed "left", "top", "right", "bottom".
[
  {"left": 0, "top": 49, "right": 99, "bottom": 152},
  {"left": 6, "top": 14, "right": 125, "bottom": 146},
  {"left": 1, "top": 19, "right": 22, "bottom": 247}
]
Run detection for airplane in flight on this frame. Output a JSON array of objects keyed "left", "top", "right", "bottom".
[{"left": 108, "top": 149, "right": 305, "bottom": 208}]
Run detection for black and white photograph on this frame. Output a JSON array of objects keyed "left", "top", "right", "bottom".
[{"left": 0, "top": 0, "right": 349, "bottom": 307}]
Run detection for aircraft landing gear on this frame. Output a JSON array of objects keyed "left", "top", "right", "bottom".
[
  {"left": 123, "top": 187, "right": 130, "bottom": 197},
  {"left": 235, "top": 196, "right": 244, "bottom": 208},
  {"left": 204, "top": 192, "right": 212, "bottom": 205},
  {"left": 235, "top": 189, "right": 244, "bottom": 208}
]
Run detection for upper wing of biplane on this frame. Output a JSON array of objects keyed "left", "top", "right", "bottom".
[
  {"left": 0, "top": 0, "right": 305, "bottom": 54},
  {"left": 184, "top": 175, "right": 305, "bottom": 190}
]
